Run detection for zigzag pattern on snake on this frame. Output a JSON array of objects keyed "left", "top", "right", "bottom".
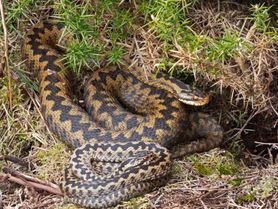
[{"left": 22, "top": 20, "right": 223, "bottom": 208}]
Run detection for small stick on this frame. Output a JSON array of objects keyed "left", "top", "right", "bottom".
[
  {"left": 0, "top": 155, "right": 36, "bottom": 171},
  {"left": 33, "top": 198, "right": 58, "bottom": 209},
  {"left": 3, "top": 167, "right": 60, "bottom": 190},
  {"left": 2, "top": 167, "right": 63, "bottom": 196}
]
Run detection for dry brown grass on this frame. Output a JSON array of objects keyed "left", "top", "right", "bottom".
[{"left": 134, "top": 1, "right": 278, "bottom": 113}]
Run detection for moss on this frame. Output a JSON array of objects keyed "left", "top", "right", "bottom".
[
  {"left": 120, "top": 196, "right": 150, "bottom": 209},
  {"left": 194, "top": 163, "right": 213, "bottom": 176},
  {"left": 216, "top": 160, "right": 239, "bottom": 176},
  {"left": 237, "top": 192, "right": 256, "bottom": 204},
  {"left": 36, "top": 143, "right": 69, "bottom": 180},
  {"left": 253, "top": 177, "right": 277, "bottom": 199},
  {"left": 57, "top": 204, "right": 82, "bottom": 209},
  {"left": 187, "top": 151, "right": 240, "bottom": 178},
  {"left": 228, "top": 177, "right": 245, "bottom": 187},
  {"left": 36, "top": 143, "right": 66, "bottom": 160},
  {"left": 236, "top": 176, "right": 278, "bottom": 204}
]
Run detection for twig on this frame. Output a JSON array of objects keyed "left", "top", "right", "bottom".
[
  {"left": 3, "top": 167, "right": 60, "bottom": 189},
  {"left": 2, "top": 167, "right": 63, "bottom": 196},
  {"left": 227, "top": 109, "right": 261, "bottom": 141},
  {"left": 269, "top": 100, "right": 278, "bottom": 118},
  {"left": 33, "top": 198, "right": 58, "bottom": 209},
  {"left": 0, "top": 155, "right": 36, "bottom": 170},
  {"left": 0, "top": 0, "right": 13, "bottom": 109},
  {"left": 254, "top": 141, "right": 278, "bottom": 147},
  {"left": 133, "top": 36, "right": 150, "bottom": 75}
]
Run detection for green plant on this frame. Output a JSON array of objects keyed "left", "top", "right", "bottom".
[
  {"left": 110, "top": 9, "right": 134, "bottom": 42},
  {"left": 63, "top": 40, "right": 102, "bottom": 75},
  {"left": 108, "top": 45, "right": 126, "bottom": 65},
  {"left": 6, "top": 0, "right": 34, "bottom": 26},
  {"left": 251, "top": 4, "right": 271, "bottom": 32},
  {"left": 207, "top": 30, "right": 250, "bottom": 62}
]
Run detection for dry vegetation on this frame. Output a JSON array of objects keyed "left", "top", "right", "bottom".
[{"left": 0, "top": 0, "right": 277, "bottom": 209}]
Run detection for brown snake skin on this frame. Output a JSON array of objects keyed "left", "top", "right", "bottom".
[{"left": 22, "top": 20, "right": 223, "bottom": 208}]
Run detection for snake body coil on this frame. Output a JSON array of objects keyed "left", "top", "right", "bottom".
[{"left": 22, "top": 20, "right": 223, "bottom": 208}]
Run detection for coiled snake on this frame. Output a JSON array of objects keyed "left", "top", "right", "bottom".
[{"left": 22, "top": 20, "right": 223, "bottom": 208}]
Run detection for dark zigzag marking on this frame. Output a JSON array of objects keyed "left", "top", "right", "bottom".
[
  {"left": 97, "top": 102, "right": 118, "bottom": 115},
  {"left": 89, "top": 89, "right": 143, "bottom": 129},
  {"left": 69, "top": 159, "right": 168, "bottom": 191},
  {"left": 153, "top": 117, "right": 171, "bottom": 131},
  {"left": 87, "top": 82, "right": 145, "bottom": 129},
  {"left": 111, "top": 112, "right": 129, "bottom": 128},
  {"left": 45, "top": 112, "right": 81, "bottom": 147},
  {"left": 142, "top": 127, "right": 156, "bottom": 138},
  {"left": 117, "top": 68, "right": 141, "bottom": 85},
  {"left": 90, "top": 90, "right": 108, "bottom": 102},
  {"left": 156, "top": 71, "right": 192, "bottom": 91},
  {"left": 113, "top": 131, "right": 139, "bottom": 142},
  {"left": 159, "top": 108, "right": 177, "bottom": 120},
  {"left": 146, "top": 128, "right": 158, "bottom": 139},
  {"left": 126, "top": 117, "right": 140, "bottom": 129},
  {"left": 42, "top": 20, "right": 54, "bottom": 31},
  {"left": 98, "top": 70, "right": 117, "bottom": 84},
  {"left": 39, "top": 54, "right": 62, "bottom": 72},
  {"left": 159, "top": 105, "right": 179, "bottom": 120},
  {"left": 42, "top": 20, "right": 64, "bottom": 32},
  {"left": 43, "top": 82, "right": 61, "bottom": 94},
  {"left": 65, "top": 169, "right": 156, "bottom": 190},
  {"left": 27, "top": 29, "right": 45, "bottom": 53},
  {"left": 87, "top": 67, "right": 177, "bottom": 136},
  {"left": 148, "top": 86, "right": 160, "bottom": 97},
  {"left": 44, "top": 82, "right": 107, "bottom": 143},
  {"left": 130, "top": 131, "right": 144, "bottom": 141},
  {"left": 44, "top": 74, "right": 60, "bottom": 83},
  {"left": 99, "top": 68, "right": 140, "bottom": 86},
  {"left": 111, "top": 132, "right": 128, "bottom": 142},
  {"left": 28, "top": 26, "right": 62, "bottom": 72},
  {"left": 160, "top": 133, "right": 178, "bottom": 147}
]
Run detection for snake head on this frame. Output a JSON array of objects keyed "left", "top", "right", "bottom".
[
  {"left": 177, "top": 88, "right": 210, "bottom": 106},
  {"left": 144, "top": 71, "right": 210, "bottom": 106}
]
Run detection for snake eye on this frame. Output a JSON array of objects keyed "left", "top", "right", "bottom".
[{"left": 143, "top": 156, "right": 149, "bottom": 161}]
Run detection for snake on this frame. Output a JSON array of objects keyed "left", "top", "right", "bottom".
[{"left": 22, "top": 20, "right": 223, "bottom": 208}]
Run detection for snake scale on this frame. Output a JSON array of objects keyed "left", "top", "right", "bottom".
[{"left": 22, "top": 20, "right": 223, "bottom": 208}]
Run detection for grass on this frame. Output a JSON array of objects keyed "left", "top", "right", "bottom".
[
  {"left": 251, "top": 4, "right": 271, "bottom": 32},
  {"left": 0, "top": 0, "right": 277, "bottom": 208},
  {"left": 206, "top": 30, "right": 251, "bottom": 63},
  {"left": 6, "top": 0, "right": 34, "bottom": 29},
  {"left": 54, "top": 0, "right": 134, "bottom": 75}
]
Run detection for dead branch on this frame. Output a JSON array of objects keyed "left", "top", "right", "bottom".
[{"left": 1, "top": 167, "right": 63, "bottom": 196}]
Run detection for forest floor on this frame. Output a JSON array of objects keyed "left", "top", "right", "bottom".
[{"left": 0, "top": 0, "right": 277, "bottom": 208}]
